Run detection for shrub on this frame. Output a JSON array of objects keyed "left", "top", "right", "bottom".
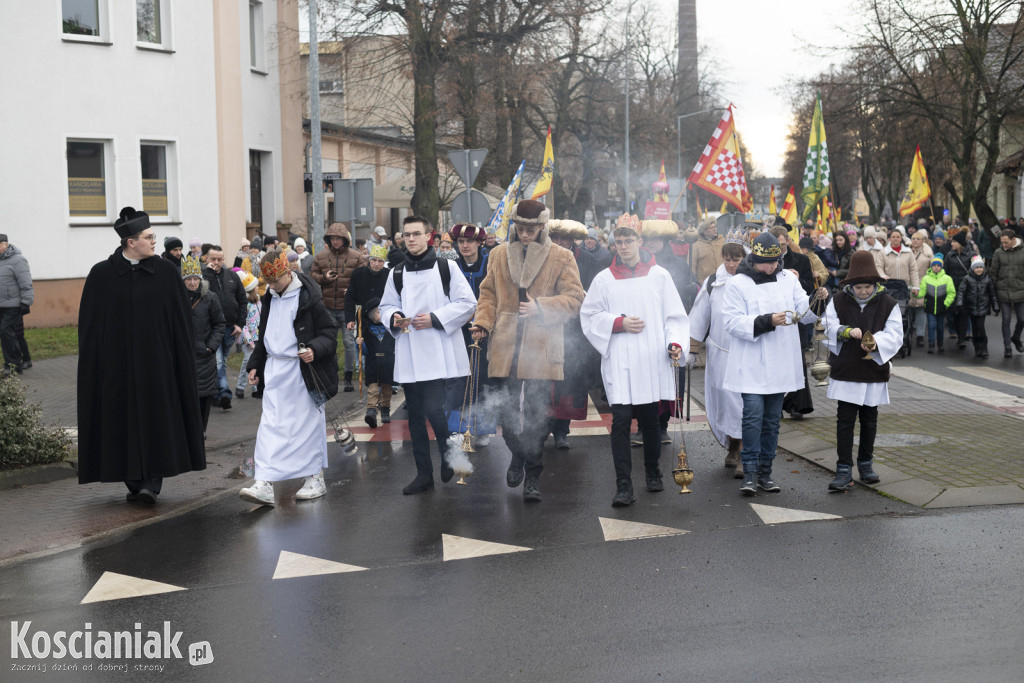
[{"left": 0, "top": 374, "right": 73, "bottom": 469}]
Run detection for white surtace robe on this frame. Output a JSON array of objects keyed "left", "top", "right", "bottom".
[
  {"left": 253, "top": 278, "right": 327, "bottom": 481},
  {"left": 379, "top": 259, "right": 477, "bottom": 384},
  {"left": 689, "top": 263, "right": 742, "bottom": 446},
  {"left": 580, "top": 260, "right": 689, "bottom": 406},
  {"left": 721, "top": 266, "right": 817, "bottom": 395}
]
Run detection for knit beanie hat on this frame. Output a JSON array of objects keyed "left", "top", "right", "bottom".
[
  {"left": 970, "top": 255, "right": 985, "bottom": 271},
  {"left": 163, "top": 236, "right": 183, "bottom": 251},
  {"left": 238, "top": 271, "right": 258, "bottom": 292},
  {"left": 189, "top": 237, "right": 202, "bottom": 248},
  {"left": 930, "top": 253, "right": 944, "bottom": 269},
  {"left": 293, "top": 237, "right": 307, "bottom": 250},
  {"left": 750, "top": 232, "right": 783, "bottom": 263},
  {"left": 951, "top": 230, "right": 968, "bottom": 246},
  {"left": 933, "top": 229, "right": 946, "bottom": 240}
]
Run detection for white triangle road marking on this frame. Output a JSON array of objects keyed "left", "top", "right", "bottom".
[
  {"left": 81, "top": 571, "right": 186, "bottom": 604},
  {"left": 442, "top": 534, "right": 531, "bottom": 561},
  {"left": 272, "top": 550, "right": 367, "bottom": 580},
  {"left": 598, "top": 517, "right": 689, "bottom": 542},
  {"left": 749, "top": 503, "right": 842, "bottom": 525}
]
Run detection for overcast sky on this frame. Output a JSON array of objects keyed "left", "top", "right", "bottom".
[{"left": 680, "top": 0, "right": 864, "bottom": 177}]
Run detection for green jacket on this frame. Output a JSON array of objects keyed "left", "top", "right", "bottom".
[{"left": 917, "top": 268, "right": 956, "bottom": 315}]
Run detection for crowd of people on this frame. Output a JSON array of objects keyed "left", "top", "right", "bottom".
[{"left": 65, "top": 204, "right": 1024, "bottom": 508}]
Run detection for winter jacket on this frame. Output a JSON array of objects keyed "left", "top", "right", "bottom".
[
  {"left": 832, "top": 246, "right": 853, "bottom": 286},
  {"left": 344, "top": 263, "right": 391, "bottom": 325},
  {"left": 310, "top": 223, "right": 367, "bottom": 310},
  {"left": 955, "top": 270, "right": 998, "bottom": 317},
  {"left": 989, "top": 237, "right": 1024, "bottom": 303},
  {"left": 202, "top": 265, "right": 246, "bottom": 330},
  {"left": 474, "top": 228, "right": 585, "bottom": 380},
  {"left": 0, "top": 244, "right": 34, "bottom": 310},
  {"left": 877, "top": 244, "right": 921, "bottom": 292},
  {"left": 918, "top": 269, "right": 956, "bottom": 315},
  {"left": 247, "top": 271, "right": 340, "bottom": 401},
  {"left": 188, "top": 281, "right": 226, "bottom": 398},
  {"left": 908, "top": 244, "right": 933, "bottom": 308},
  {"left": 359, "top": 305, "right": 395, "bottom": 387},
  {"left": 944, "top": 246, "right": 976, "bottom": 293},
  {"left": 691, "top": 233, "right": 725, "bottom": 284}
]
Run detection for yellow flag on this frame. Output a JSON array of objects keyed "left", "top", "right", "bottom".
[
  {"left": 899, "top": 145, "right": 931, "bottom": 216},
  {"left": 531, "top": 127, "right": 554, "bottom": 200},
  {"left": 769, "top": 185, "right": 777, "bottom": 215},
  {"left": 720, "top": 199, "right": 729, "bottom": 213}
]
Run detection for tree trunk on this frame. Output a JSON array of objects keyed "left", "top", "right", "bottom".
[{"left": 410, "top": 41, "right": 441, "bottom": 225}]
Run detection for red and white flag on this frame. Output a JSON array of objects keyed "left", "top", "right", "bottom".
[{"left": 687, "top": 105, "right": 752, "bottom": 212}]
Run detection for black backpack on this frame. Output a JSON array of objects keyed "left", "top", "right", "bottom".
[{"left": 391, "top": 258, "right": 451, "bottom": 299}]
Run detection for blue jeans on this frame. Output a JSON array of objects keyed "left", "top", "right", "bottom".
[
  {"left": 215, "top": 331, "right": 237, "bottom": 399},
  {"left": 740, "top": 392, "right": 784, "bottom": 476},
  {"left": 926, "top": 313, "right": 944, "bottom": 346}
]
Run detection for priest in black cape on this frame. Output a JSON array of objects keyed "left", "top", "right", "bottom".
[{"left": 77, "top": 206, "right": 206, "bottom": 503}]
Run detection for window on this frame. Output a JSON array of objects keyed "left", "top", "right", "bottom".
[
  {"left": 140, "top": 142, "right": 176, "bottom": 218},
  {"left": 249, "top": 1, "right": 265, "bottom": 71},
  {"left": 319, "top": 79, "right": 343, "bottom": 94},
  {"left": 249, "top": 150, "right": 263, "bottom": 227},
  {"left": 62, "top": 0, "right": 109, "bottom": 42},
  {"left": 66, "top": 139, "right": 111, "bottom": 219},
  {"left": 136, "top": 0, "right": 160, "bottom": 43}
]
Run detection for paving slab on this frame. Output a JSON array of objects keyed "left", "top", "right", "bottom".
[{"left": 925, "top": 484, "right": 1024, "bottom": 509}]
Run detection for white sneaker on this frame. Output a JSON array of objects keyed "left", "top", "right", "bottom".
[
  {"left": 295, "top": 471, "right": 327, "bottom": 500},
  {"left": 240, "top": 480, "right": 275, "bottom": 506},
  {"left": 474, "top": 435, "right": 491, "bottom": 448}
]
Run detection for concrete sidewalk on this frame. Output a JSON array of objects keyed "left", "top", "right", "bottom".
[{"left": 0, "top": 355, "right": 366, "bottom": 565}]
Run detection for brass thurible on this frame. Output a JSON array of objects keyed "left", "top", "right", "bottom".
[
  {"left": 861, "top": 330, "right": 877, "bottom": 360},
  {"left": 670, "top": 359, "right": 694, "bottom": 494}
]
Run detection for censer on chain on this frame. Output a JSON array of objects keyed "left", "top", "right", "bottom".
[
  {"left": 299, "top": 343, "right": 358, "bottom": 454},
  {"left": 453, "top": 336, "right": 482, "bottom": 484},
  {"left": 670, "top": 359, "right": 694, "bottom": 494}
]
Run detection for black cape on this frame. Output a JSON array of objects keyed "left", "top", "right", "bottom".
[{"left": 77, "top": 249, "right": 206, "bottom": 484}]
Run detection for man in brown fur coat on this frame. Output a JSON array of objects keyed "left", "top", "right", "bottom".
[{"left": 471, "top": 200, "right": 585, "bottom": 502}]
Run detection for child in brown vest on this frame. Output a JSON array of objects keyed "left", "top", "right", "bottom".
[{"left": 823, "top": 251, "right": 905, "bottom": 491}]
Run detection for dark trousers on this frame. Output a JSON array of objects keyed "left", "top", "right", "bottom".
[
  {"left": 200, "top": 396, "right": 213, "bottom": 433},
  {"left": 970, "top": 315, "right": 988, "bottom": 349},
  {"left": 999, "top": 301, "right": 1024, "bottom": 347},
  {"left": 404, "top": 379, "right": 450, "bottom": 476},
  {"left": 836, "top": 400, "right": 878, "bottom": 467},
  {"left": 611, "top": 402, "right": 661, "bottom": 482},
  {"left": 496, "top": 379, "right": 550, "bottom": 478},
  {"left": 0, "top": 307, "right": 23, "bottom": 371}
]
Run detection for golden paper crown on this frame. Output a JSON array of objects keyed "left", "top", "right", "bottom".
[
  {"left": 180, "top": 254, "right": 202, "bottom": 279},
  {"left": 369, "top": 244, "right": 389, "bottom": 260},
  {"left": 616, "top": 213, "right": 642, "bottom": 235},
  {"left": 260, "top": 251, "right": 290, "bottom": 280}
]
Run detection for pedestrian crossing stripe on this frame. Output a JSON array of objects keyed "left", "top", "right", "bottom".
[
  {"left": 892, "top": 366, "right": 1024, "bottom": 409},
  {"left": 272, "top": 551, "right": 367, "bottom": 580},
  {"left": 749, "top": 503, "right": 842, "bottom": 525},
  {"left": 441, "top": 534, "right": 531, "bottom": 561},
  {"left": 950, "top": 366, "right": 1024, "bottom": 392},
  {"left": 598, "top": 517, "right": 689, "bottom": 542},
  {"left": 81, "top": 571, "right": 186, "bottom": 604}
]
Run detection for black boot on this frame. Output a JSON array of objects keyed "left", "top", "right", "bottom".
[
  {"left": 523, "top": 475, "right": 542, "bottom": 502},
  {"left": 916, "top": 335, "right": 924, "bottom": 348},
  {"left": 980, "top": 342, "right": 989, "bottom": 359},
  {"left": 364, "top": 408, "right": 378, "bottom": 429},
  {"left": 402, "top": 472, "right": 434, "bottom": 495},
  {"left": 380, "top": 407, "right": 391, "bottom": 423},
  {"left": 937, "top": 341, "right": 944, "bottom": 353},
  {"left": 506, "top": 456, "right": 525, "bottom": 488},
  {"left": 344, "top": 371, "right": 354, "bottom": 392},
  {"left": 612, "top": 479, "right": 636, "bottom": 507},
  {"left": 927, "top": 343, "right": 935, "bottom": 354}
]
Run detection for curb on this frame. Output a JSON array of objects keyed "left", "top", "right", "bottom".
[{"left": 0, "top": 462, "right": 78, "bottom": 490}]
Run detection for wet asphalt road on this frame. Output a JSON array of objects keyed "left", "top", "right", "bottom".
[{"left": 2, "top": 428, "right": 1023, "bottom": 681}]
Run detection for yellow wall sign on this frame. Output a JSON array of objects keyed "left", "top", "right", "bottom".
[
  {"left": 68, "top": 178, "right": 106, "bottom": 216},
  {"left": 143, "top": 179, "right": 168, "bottom": 216}
]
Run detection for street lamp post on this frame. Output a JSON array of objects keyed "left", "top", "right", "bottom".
[{"left": 676, "top": 108, "right": 723, "bottom": 219}]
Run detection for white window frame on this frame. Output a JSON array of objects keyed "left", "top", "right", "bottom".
[
  {"left": 60, "top": 0, "right": 112, "bottom": 45},
  {"left": 138, "top": 138, "right": 180, "bottom": 223},
  {"left": 249, "top": 0, "right": 266, "bottom": 73},
  {"left": 65, "top": 135, "right": 116, "bottom": 225},
  {"left": 135, "top": 0, "right": 173, "bottom": 53}
]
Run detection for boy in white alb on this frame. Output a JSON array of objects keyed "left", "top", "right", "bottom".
[{"left": 580, "top": 215, "right": 689, "bottom": 506}]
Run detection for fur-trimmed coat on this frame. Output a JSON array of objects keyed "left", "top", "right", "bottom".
[{"left": 474, "top": 229, "right": 585, "bottom": 380}]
